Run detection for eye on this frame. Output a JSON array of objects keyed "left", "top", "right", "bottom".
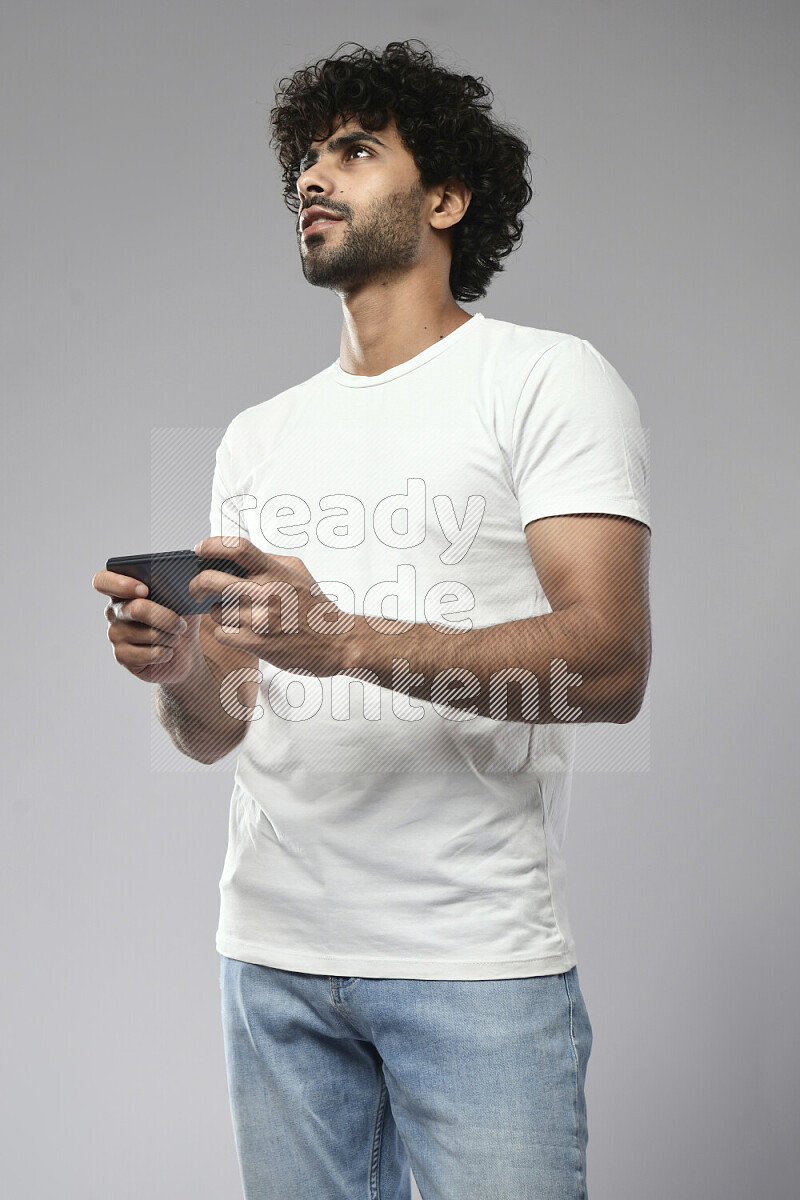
[{"left": 345, "top": 144, "right": 372, "bottom": 161}]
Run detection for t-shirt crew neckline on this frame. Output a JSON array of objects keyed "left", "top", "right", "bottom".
[{"left": 333, "top": 312, "right": 485, "bottom": 388}]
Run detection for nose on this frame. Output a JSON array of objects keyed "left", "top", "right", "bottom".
[{"left": 296, "top": 158, "right": 332, "bottom": 205}]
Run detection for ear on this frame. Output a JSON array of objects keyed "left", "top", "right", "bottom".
[{"left": 429, "top": 178, "right": 472, "bottom": 232}]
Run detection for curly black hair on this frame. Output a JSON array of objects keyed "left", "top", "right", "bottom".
[{"left": 268, "top": 40, "right": 534, "bottom": 303}]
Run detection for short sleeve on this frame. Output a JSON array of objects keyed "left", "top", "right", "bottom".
[
  {"left": 510, "top": 336, "right": 650, "bottom": 531},
  {"left": 208, "top": 422, "right": 254, "bottom": 544}
]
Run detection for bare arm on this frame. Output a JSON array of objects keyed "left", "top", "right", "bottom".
[
  {"left": 154, "top": 612, "right": 261, "bottom": 763},
  {"left": 344, "top": 513, "right": 652, "bottom": 724},
  {"left": 94, "top": 565, "right": 261, "bottom": 765}
]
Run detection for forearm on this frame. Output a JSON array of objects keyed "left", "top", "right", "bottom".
[
  {"left": 154, "top": 640, "right": 250, "bottom": 763},
  {"left": 343, "top": 606, "right": 647, "bottom": 725}
]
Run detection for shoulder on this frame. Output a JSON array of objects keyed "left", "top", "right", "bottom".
[
  {"left": 218, "top": 363, "right": 335, "bottom": 449},
  {"left": 477, "top": 316, "right": 627, "bottom": 400},
  {"left": 479, "top": 318, "right": 641, "bottom": 427},
  {"left": 481, "top": 315, "right": 629, "bottom": 379},
  {"left": 476, "top": 314, "right": 578, "bottom": 370},
  {"left": 478, "top": 316, "right": 640, "bottom": 419}
]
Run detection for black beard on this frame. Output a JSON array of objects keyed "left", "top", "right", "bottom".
[{"left": 299, "top": 181, "right": 428, "bottom": 293}]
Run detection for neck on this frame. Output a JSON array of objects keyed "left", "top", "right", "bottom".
[{"left": 337, "top": 277, "right": 472, "bottom": 377}]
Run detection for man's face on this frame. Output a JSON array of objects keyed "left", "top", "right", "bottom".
[{"left": 295, "top": 114, "right": 431, "bottom": 292}]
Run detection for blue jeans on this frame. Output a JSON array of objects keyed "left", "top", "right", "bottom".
[{"left": 219, "top": 955, "right": 592, "bottom": 1199}]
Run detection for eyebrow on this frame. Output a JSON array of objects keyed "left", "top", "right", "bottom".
[{"left": 297, "top": 131, "right": 388, "bottom": 173}]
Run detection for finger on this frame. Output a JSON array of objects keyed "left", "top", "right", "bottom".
[
  {"left": 193, "top": 536, "right": 270, "bottom": 574},
  {"left": 108, "top": 596, "right": 189, "bottom": 635},
  {"left": 212, "top": 622, "right": 264, "bottom": 653},
  {"left": 189, "top": 570, "right": 270, "bottom": 605},
  {"left": 107, "top": 620, "right": 185, "bottom": 648},
  {"left": 112, "top": 641, "right": 176, "bottom": 670},
  {"left": 93, "top": 569, "right": 149, "bottom": 600}
]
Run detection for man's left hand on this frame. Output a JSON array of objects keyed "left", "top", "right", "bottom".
[{"left": 190, "top": 536, "right": 356, "bottom": 678}]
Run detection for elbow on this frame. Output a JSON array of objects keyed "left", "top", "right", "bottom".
[
  {"left": 602, "top": 631, "right": 652, "bottom": 724},
  {"left": 193, "top": 733, "right": 247, "bottom": 765},
  {"left": 174, "top": 728, "right": 246, "bottom": 765},
  {"left": 608, "top": 680, "right": 647, "bottom": 723},
  {"left": 611, "top": 658, "right": 652, "bottom": 724}
]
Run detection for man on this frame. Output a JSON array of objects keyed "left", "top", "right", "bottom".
[{"left": 93, "top": 40, "right": 651, "bottom": 1200}]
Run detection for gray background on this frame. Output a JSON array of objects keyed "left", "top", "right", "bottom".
[{"left": 2, "top": 1, "right": 798, "bottom": 1197}]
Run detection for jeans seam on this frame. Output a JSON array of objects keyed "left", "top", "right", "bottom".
[
  {"left": 369, "top": 1074, "right": 390, "bottom": 1200},
  {"left": 563, "top": 969, "right": 587, "bottom": 1200}
]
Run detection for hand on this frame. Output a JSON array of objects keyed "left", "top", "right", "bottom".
[
  {"left": 190, "top": 536, "right": 355, "bottom": 678},
  {"left": 92, "top": 568, "right": 203, "bottom": 684}
]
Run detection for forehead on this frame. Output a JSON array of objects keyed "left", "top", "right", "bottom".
[{"left": 307, "top": 112, "right": 399, "bottom": 150}]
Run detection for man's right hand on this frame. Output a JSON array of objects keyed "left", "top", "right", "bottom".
[{"left": 92, "top": 569, "right": 203, "bottom": 684}]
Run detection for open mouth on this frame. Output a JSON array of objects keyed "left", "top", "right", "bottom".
[
  {"left": 301, "top": 208, "right": 345, "bottom": 237},
  {"left": 303, "top": 218, "right": 343, "bottom": 237}
]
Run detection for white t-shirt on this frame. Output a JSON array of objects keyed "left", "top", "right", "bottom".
[{"left": 208, "top": 312, "right": 650, "bottom": 980}]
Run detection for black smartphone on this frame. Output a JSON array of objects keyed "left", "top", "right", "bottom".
[{"left": 105, "top": 550, "right": 250, "bottom": 615}]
